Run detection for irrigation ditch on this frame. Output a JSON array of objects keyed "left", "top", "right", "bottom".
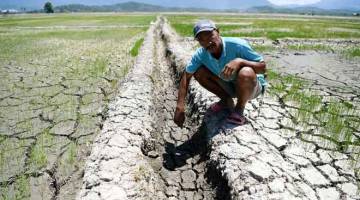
[
  {"left": 78, "top": 17, "right": 230, "bottom": 200},
  {"left": 78, "top": 17, "right": 360, "bottom": 200}
]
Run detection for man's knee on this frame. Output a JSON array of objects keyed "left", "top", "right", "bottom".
[
  {"left": 237, "top": 67, "right": 256, "bottom": 83},
  {"left": 194, "top": 66, "right": 210, "bottom": 82}
]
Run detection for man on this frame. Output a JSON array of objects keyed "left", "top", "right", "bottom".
[{"left": 173, "top": 19, "right": 266, "bottom": 126}]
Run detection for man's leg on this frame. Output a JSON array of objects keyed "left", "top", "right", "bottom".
[
  {"left": 234, "top": 66, "right": 257, "bottom": 114},
  {"left": 194, "top": 66, "right": 234, "bottom": 107}
]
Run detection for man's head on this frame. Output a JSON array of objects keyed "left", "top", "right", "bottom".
[{"left": 193, "top": 19, "right": 222, "bottom": 55}]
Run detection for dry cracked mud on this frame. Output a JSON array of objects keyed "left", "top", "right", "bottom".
[
  {"left": 161, "top": 19, "right": 360, "bottom": 199},
  {"left": 79, "top": 17, "right": 359, "bottom": 199},
  {"left": 0, "top": 22, "right": 140, "bottom": 199},
  {"left": 2, "top": 15, "right": 359, "bottom": 200},
  {"left": 78, "top": 17, "right": 229, "bottom": 200}
]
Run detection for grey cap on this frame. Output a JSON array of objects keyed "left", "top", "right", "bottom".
[{"left": 193, "top": 19, "right": 217, "bottom": 38}]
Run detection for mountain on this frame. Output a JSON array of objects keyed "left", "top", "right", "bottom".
[
  {"left": 1, "top": 0, "right": 359, "bottom": 13},
  {"left": 0, "top": 0, "right": 271, "bottom": 10},
  {"left": 55, "top": 2, "right": 166, "bottom": 12},
  {"left": 50, "top": 2, "right": 360, "bottom": 15},
  {"left": 310, "top": 0, "right": 360, "bottom": 10},
  {"left": 247, "top": 5, "right": 359, "bottom": 16},
  {"left": 54, "top": 2, "right": 213, "bottom": 12}
]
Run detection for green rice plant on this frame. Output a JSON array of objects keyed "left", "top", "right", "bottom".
[
  {"left": 341, "top": 127, "right": 353, "bottom": 150},
  {"left": 295, "top": 93, "right": 322, "bottom": 124},
  {"left": 0, "top": 14, "right": 155, "bottom": 28},
  {"left": 268, "top": 69, "right": 359, "bottom": 154},
  {"left": 29, "top": 143, "right": 47, "bottom": 170},
  {"left": 270, "top": 81, "right": 286, "bottom": 94},
  {"left": 280, "top": 74, "right": 307, "bottom": 102},
  {"left": 0, "top": 144, "right": 5, "bottom": 175},
  {"left": 42, "top": 128, "right": 54, "bottom": 145},
  {"left": 265, "top": 68, "right": 280, "bottom": 80},
  {"left": 252, "top": 45, "right": 276, "bottom": 53},
  {"left": 319, "top": 100, "right": 359, "bottom": 151},
  {"left": 130, "top": 38, "right": 144, "bottom": 57},
  {"left": 167, "top": 14, "right": 360, "bottom": 40},
  {"left": 0, "top": 186, "right": 10, "bottom": 200},
  {"left": 29, "top": 129, "right": 52, "bottom": 170},
  {"left": 66, "top": 142, "right": 77, "bottom": 165},
  {"left": 90, "top": 57, "right": 108, "bottom": 77},
  {"left": 287, "top": 44, "right": 333, "bottom": 51},
  {"left": 343, "top": 47, "right": 360, "bottom": 58},
  {"left": 14, "top": 175, "right": 30, "bottom": 200},
  {"left": 170, "top": 23, "right": 193, "bottom": 37},
  {"left": 294, "top": 94, "right": 309, "bottom": 123}
]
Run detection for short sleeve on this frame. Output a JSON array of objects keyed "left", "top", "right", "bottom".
[
  {"left": 238, "top": 41, "right": 263, "bottom": 62},
  {"left": 185, "top": 50, "right": 202, "bottom": 74}
]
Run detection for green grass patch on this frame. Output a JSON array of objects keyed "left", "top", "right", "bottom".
[
  {"left": 28, "top": 131, "right": 52, "bottom": 170},
  {"left": 130, "top": 38, "right": 144, "bottom": 57},
  {"left": 167, "top": 14, "right": 360, "bottom": 40},
  {"left": 0, "top": 13, "right": 155, "bottom": 27},
  {"left": 287, "top": 44, "right": 334, "bottom": 51},
  {"left": 0, "top": 174, "right": 30, "bottom": 200},
  {"left": 343, "top": 47, "right": 360, "bottom": 57},
  {"left": 267, "top": 69, "right": 360, "bottom": 154},
  {"left": 89, "top": 57, "right": 108, "bottom": 77},
  {"left": 252, "top": 45, "right": 276, "bottom": 52},
  {"left": 14, "top": 175, "right": 30, "bottom": 200},
  {"left": 66, "top": 142, "right": 77, "bottom": 165}
]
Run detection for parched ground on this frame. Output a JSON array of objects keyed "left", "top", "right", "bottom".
[
  {"left": 1, "top": 13, "right": 360, "bottom": 200},
  {"left": 79, "top": 16, "right": 359, "bottom": 200},
  {"left": 0, "top": 13, "right": 153, "bottom": 199}
]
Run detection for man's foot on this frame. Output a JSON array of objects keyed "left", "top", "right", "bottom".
[
  {"left": 227, "top": 111, "right": 247, "bottom": 125},
  {"left": 209, "top": 98, "right": 234, "bottom": 113}
]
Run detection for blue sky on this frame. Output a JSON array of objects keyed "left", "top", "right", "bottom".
[{"left": 0, "top": 0, "right": 359, "bottom": 10}]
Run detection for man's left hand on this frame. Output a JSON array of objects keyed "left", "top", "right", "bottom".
[{"left": 221, "top": 58, "right": 242, "bottom": 79}]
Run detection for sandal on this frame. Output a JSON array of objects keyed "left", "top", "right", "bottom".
[
  {"left": 209, "top": 102, "right": 226, "bottom": 112},
  {"left": 227, "top": 111, "right": 247, "bottom": 125}
]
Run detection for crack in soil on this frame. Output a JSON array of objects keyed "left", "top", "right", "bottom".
[{"left": 141, "top": 19, "right": 231, "bottom": 200}]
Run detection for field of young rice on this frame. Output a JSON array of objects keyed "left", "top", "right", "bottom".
[{"left": 0, "top": 13, "right": 154, "bottom": 199}]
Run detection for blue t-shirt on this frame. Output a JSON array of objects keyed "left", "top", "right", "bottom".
[{"left": 186, "top": 37, "right": 265, "bottom": 85}]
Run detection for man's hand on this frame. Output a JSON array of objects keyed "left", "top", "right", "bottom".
[
  {"left": 174, "top": 107, "right": 185, "bottom": 127},
  {"left": 221, "top": 58, "right": 242, "bottom": 79},
  {"left": 174, "top": 72, "right": 193, "bottom": 127}
]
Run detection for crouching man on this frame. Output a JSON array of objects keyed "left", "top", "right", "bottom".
[{"left": 174, "top": 20, "right": 266, "bottom": 127}]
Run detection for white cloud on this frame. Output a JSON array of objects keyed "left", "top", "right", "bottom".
[{"left": 268, "top": 0, "right": 322, "bottom": 6}]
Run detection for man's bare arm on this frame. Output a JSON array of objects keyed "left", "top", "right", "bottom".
[
  {"left": 174, "top": 71, "right": 193, "bottom": 127},
  {"left": 222, "top": 58, "right": 266, "bottom": 78}
]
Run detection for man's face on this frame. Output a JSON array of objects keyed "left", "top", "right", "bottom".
[{"left": 196, "top": 30, "right": 221, "bottom": 54}]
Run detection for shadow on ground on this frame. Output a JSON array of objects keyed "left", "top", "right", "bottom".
[{"left": 162, "top": 107, "right": 235, "bottom": 199}]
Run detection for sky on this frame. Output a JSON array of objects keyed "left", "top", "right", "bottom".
[
  {"left": 268, "top": 0, "right": 321, "bottom": 6},
  {"left": 0, "top": 0, "right": 359, "bottom": 10}
]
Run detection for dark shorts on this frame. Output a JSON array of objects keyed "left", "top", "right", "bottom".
[{"left": 216, "top": 76, "right": 264, "bottom": 99}]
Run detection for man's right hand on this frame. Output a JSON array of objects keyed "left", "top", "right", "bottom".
[{"left": 174, "top": 107, "right": 185, "bottom": 127}]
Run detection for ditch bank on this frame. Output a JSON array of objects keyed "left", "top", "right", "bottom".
[
  {"left": 77, "top": 18, "right": 160, "bottom": 200},
  {"left": 78, "top": 17, "right": 227, "bottom": 200},
  {"left": 78, "top": 17, "right": 359, "bottom": 199},
  {"left": 161, "top": 18, "right": 359, "bottom": 200}
]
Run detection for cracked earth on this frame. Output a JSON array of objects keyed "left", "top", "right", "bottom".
[
  {"left": 0, "top": 22, "right": 141, "bottom": 198},
  {"left": 78, "top": 17, "right": 359, "bottom": 200},
  {"left": 1, "top": 15, "right": 359, "bottom": 200}
]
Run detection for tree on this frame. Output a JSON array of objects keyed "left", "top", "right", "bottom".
[{"left": 44, "top": 2, "right": 54, "bottom": 13}]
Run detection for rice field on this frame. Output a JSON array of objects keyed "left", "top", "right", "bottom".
[
  {"left": 0, "top": 12, "right": 359, "bottom": 199},
  {"left": 0, "top": 13, "right": 155, "bottom": 199},
  {"left": 167, "top": 14, "right": 360, "bottom": 40}
]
